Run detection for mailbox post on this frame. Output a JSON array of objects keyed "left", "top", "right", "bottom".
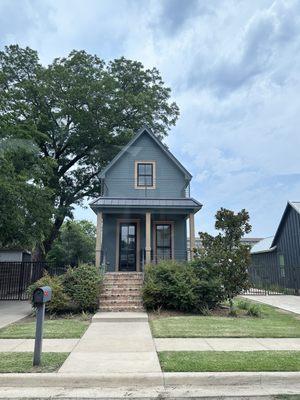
[{"left": 32, "top": 286, "right": 52, "bottom": 366}]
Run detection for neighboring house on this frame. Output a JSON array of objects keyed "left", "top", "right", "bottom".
[
  {"left": 0, "top": 249, "right": 31, "bottom": 262},
  {"left": 250, "top": 201, "right": 300, "bottom": 291},
  {"left": 187, "top": 237, "right": 262, "bottom": 250},
  {"left": 90, "top": 126, "right": 202, "bottom": 272}
]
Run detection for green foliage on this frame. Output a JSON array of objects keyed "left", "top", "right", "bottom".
[
  {"left": 196, "top": 208, "right": 252, "bottom": 309},
  {"left": 0, "top": 45, "right": 179, "bottom": 257},
  {"left": 142, "top": 260, "right": 224, "bottom": 312},
  {"left": 62, "top": 264, "right": 102, "bottom": 312},
  {"left": 0, "top": 140, "right": 53, "bottom": 249},
  {"left": 246, "top": 304, "right": 262, "bottom": 318},
  {"left": 47, "top": 220, "right": 96, "bottom": 267},
  {"left": 27, "top": 273, "right": 72, "bottom": 314}
]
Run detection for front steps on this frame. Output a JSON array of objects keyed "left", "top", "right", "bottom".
[{"left": 99, "top": 272, "right": 144, "bottom": 312}]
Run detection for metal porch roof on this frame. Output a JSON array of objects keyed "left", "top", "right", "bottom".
[{"left": 90, "top": 197, "right": 202, "bottom": 211}]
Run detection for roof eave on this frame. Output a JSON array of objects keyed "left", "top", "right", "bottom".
[{"left": 251, "top": 245, "right": 277, "bottom": 255}]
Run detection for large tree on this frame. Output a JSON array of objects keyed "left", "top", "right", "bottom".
[
  {"left": 0, "top": 45, "right": 179, "bottom": 258},
  {"left": 0, "top": 138, "right": 53, "bottom": 249}
]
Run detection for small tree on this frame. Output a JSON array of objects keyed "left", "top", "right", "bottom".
[
  {"left": 47, "top": 220, "right": 96, "bottom": 267},
  {"left": 198, "top": 208, "right": 252, "bottom": 311}
]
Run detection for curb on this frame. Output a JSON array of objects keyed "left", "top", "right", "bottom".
[
  {"left": 163, "top": 371, "right": 300, "bottom": 386},
  {"left": 0, "top": 372, "right": 300, "bottom": 388},
  {"left": 0, "top": 373, "right": 164, "bottom": 388}
]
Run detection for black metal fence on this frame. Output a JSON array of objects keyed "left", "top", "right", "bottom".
[
  {"left": 245, "top": 263, "right": 300, "bottom": 295},
  {"left": 0, "top": 262, "right": 68, "bottom": 300}
]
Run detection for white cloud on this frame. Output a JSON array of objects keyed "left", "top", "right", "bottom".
[{"left": 1, "top": 0, "right": 300, "bottom": 237}]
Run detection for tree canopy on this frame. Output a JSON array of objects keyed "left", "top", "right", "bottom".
[
  {"left": 197, "top": 208, "right": 252, "bottom": 309},
  {"left": 0, "top": 45, "right": 179, "bottom": 256},
  {"left": 47, "top": 220, "right": 96, "bottom": 267}
]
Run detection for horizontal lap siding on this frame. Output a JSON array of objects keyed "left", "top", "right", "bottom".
[{"left": 104, "top": 132, "right": 187, "bottom": 198}]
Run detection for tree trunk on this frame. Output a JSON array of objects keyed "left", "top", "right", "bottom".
[{"left": 33, "top": 216, "right": 65, "bottom": 261}]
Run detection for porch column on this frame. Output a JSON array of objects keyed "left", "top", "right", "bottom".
[
  {"left": 189, "top": 213, "right": 195, "bottom": 260},
  {"left": 145, "top": 211, "right": 151, "bottom": 264},
  {"left": 95, "top": 211, "right": 103, "bottom": 268}
]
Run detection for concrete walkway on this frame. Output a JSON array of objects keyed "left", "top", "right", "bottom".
[
  {"left": 155, "top": 338, "right": 300, "bottom": 351},
  {"left": 0, "top": 301, "right": 31, "bottom": 329},
  {"left": 242, "top": 295, "right": 300, "bottom": 315},
  {"left": 0, "top": 339, "right": 78, "bottom": 352},
  {"left": 1, "top": 337, "right": 300, "bottom": 352},
  {"left": 58, "top": 312, "right": 162, "bottom": 378}
]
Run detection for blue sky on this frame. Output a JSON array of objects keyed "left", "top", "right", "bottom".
[{"left": 1, "top": 0, "right": 300, "bottom": 238}]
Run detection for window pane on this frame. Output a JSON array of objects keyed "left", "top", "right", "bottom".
[
  {"left": 138, "top": 175, "right": 146, "bottom": 186},
  {"left": 145, "top": 164, "right": 152, "bottom": 174},
  {"left": 138, "top": 163, "right": 146, "bottom": 174},
  {"left": 145, "top": 175, "right": 153, "bottom": 186},
  {"left": 156, "top": 224, "right": 171, "bottom": 247}
]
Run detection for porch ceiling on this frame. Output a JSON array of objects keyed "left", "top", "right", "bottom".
[{"left": 90, "top": 197, "right": 202, "bottom": 214}]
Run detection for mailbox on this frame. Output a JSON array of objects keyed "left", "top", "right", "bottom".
[{"left": 33, "top": 286, "right": 52, "bottom": 305}]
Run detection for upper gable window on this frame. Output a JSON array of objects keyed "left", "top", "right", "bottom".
[{"left": 135, "top": 161, "right": 156, "bottom": 189}]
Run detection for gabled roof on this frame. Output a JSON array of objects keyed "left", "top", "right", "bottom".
[
  {"left": 271, "top": 201, "right": 300, "bottom": 247},
  {"left": 251, "top": 236, "right": 276, "bottom": 254},
  {"left": 99, "top": 126, "right": 192, "bottom": 180}
]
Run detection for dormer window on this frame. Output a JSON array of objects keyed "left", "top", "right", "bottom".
[{"left": 135, "top": 161, "right": 156, "bottom": 189}]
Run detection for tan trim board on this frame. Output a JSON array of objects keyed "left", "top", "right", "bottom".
[{"left": 115, "top": 219, "right": 141, "bottom": 272}]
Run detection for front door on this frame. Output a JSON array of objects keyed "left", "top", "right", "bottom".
[{"left": 119, "top": 223, "right": 137, "bottom": 271}]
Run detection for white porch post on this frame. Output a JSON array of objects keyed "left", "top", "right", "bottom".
[
  {"left": 95, "top": 211, "right": 103, "bottom": 268},
  {"left": 189, "top": 213, "right": 195, "bottom": 260},
  {"left": 145, "top": 211, "right": 151, "bottom": 264}
]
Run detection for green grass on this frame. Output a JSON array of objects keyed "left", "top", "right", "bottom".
[
  {"left": 0, "top": 319, "right": 89, "bottom": 339},
  {"left": 0, "top": 352, "right": 69, "bottom": 373},
  {"left": 150, "top": 302, "right": 300, "bottom": 338},
  {"left": 159, "top": 351, "right": 300, "bottom": 372}
]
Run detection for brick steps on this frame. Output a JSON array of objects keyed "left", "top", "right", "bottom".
[{"left": 99, "top": 272, "right": 144, "bottom": 312}]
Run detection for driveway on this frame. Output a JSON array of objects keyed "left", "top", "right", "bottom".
[
  {"left": 0, "top": 301, "right": 32, "bottom": 329},
  {"left": 242, "top": 295, "right": 300, "bottom": 315}
]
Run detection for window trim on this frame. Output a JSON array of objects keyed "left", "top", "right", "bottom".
[{"left": 134, "top": 161, "right": 156, "bottom": 189}]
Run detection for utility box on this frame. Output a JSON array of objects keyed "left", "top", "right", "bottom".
[{"left": 33, "top": 286, "right": 52, "bottom": 305}]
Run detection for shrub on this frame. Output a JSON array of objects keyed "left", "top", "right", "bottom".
[
  {"left": 236, "top": 299, "right": 250, "bottom": 311},
  {"left": 142, "top": 260, "right": 225, "bottom": 312},
  {"left": 27, "top": 273, "right": 72, "bottom": 313},
  {"left": 62, "top": 264, "right": 102, "bottom": 312},
  {"left": 247, "top": 304, "right": 262, "bottom": 318}
]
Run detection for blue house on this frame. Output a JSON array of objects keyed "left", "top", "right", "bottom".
[{"left": 90, "top": 126, "right": 202, "bottom": 273}]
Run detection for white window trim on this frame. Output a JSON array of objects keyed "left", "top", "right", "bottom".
[{"left": 134, "top": 160, "right": 156, "bottom": 189}]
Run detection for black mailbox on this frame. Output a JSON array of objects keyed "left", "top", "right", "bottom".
[{"left": 33, "top": 286, "right": 52, "bottom": 304}]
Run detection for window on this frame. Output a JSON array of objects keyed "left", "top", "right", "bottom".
[
  {"left": 135, "top": 161, "right": 156, "bottom": 189},
  {"left": 279, "top": 254, "right": 285, "bottom": 278},
  {"left": 155, "top": 224, "right": 172, "bottom": 261}
]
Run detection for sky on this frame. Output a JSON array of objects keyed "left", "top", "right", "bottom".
[{"left": 1, "top": 0, "right": 300, "bottom": 238}]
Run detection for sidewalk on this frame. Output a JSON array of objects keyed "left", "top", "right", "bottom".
[
  {"left": 1, "top": 337, "right": 300, "bottom": 352},
  {"left": 58, "top": 312, "right": 162, "bottom": 378},
  {"left": 0, "top": 301, "right": 31, "bottom": 329},
  {"left": 242, "top": 295, "right": 300, "bottom": 315},
  {"left": 0, "top": 338, "right": 78, "bottom": 352},
  {"left": 155, "top": 337, "right": 300, "bottom": 351}
]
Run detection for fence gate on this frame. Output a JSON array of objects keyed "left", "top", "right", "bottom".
[{"left": 0, "top": 262, "right": 46, "bottom": 300}]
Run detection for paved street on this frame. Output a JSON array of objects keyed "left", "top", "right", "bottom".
[
  {"left": 0, "top": 301, "right": 31, "bottom": 329},
  {"left": 242, "top": 295, "right": 300, "bottom": 315}
]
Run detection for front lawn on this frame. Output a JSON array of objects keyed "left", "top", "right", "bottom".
[
  {"left": 0, "top": 318, "right": 89, "bottom": 339},
  {"left": 0, "top": 352, "right": 69, "bottom": 373},
  {"left": 159, "top": 351, "right": 300, "bottom": 372},
  {"left": 150, "top": 302, "right": 300, "bottom": 338}
]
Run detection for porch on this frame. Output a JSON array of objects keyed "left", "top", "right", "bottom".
[{"left": 91, "top": 197, "right": 202, "bottom": 272}]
